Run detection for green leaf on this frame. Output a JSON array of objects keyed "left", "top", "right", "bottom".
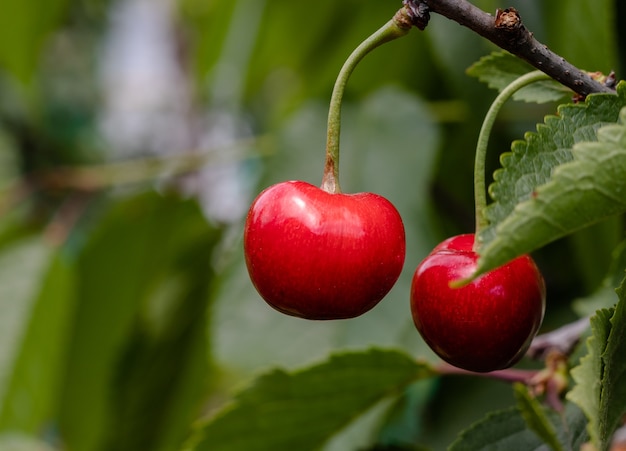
[
  {"left": 0, "top": 0, "right": 70, "bottom": 81},
  {"left": 179, "top": 1, "right": 435, "bottom": 117},
  {"left": 513, "top": 384, "right": 562, "bottom": 451},
  {"left": 360, "top": 445, "right": 427, "bottom": 451},
  {"left": 559, "top": 402, "right": 594, "bottom": 450},
  {"left": 375, "top": 379, "right": 436, "bottom": 447},
  {"left": 599, "top": 279, "right": 626, "bottom": 444},
  {"left": 475, "top": 86, "right": 626, "bottom": 276},
  {"left": 109, "top": 225, "right": 222, "bottom": 451},
  {"left": 0, "top": 433, "right": 56, "bottom": 451},
  {"left": 190, "top": 349, "right": 434, "bottom": 451},
  {"left": 0, "top": 239, "right": 52, "bottom": 400},
  {"left": 572, "top": 238, "right": 626, "bottom": 317},
  {"left": 484, "top": 81, "right": 626, "bottom": 233},
  {"left": 448, "top": 402, "right": 588, "bottom": 451},
  {"left": 567, "top": 311, "right": 609, "bottom": 449},
  {"left": 467, "top": 52, "right": 571, "bottom": 103},
  {"left": 58, "top": 192, "right": 221, "bottom": 451},
  {"left": 0, "top": 253, "right": 76, "bottom": 433},
  {"left": 448, "top": 407, "right": 545, "bottom": 450},
  {"left": 567, "top": 279, "right": 626, "bottom": 451},
  {"left": 541, "top": 0, "right": 618, "bottom": 74}
]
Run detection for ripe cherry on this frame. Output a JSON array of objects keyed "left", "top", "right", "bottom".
[
  {"left": 410, "top": 234, "right": 545, "bottom": 372},
  {"left": 244, "top": 180, "right": 405, "bottom": 320}
]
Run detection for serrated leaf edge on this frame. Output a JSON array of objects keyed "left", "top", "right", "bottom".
[{"left": 474, "top": 100, "right": 626, "bottom": 277}]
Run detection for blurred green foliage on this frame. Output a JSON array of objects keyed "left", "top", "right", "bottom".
[{"left": 0, "top": 0, "right": 623, "bottom": 450}]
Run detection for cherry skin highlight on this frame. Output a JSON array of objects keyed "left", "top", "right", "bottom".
[
  {"left": 410, "top": 234, "right": 546, "bottom": 372},
  {"left": 244, "top": 180, "right": 406, "bottom": 320}
]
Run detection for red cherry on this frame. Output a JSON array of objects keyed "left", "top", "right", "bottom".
[
  {"left": 410, "top": 234, "right": 545, "bottom": 372},
  {"left": 244, "top": 180, "right": 406, "bottom": 320}
]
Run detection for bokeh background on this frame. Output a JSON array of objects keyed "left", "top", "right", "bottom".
[{"left": 0, "top": 0, "right": 623, "bottom": 449}]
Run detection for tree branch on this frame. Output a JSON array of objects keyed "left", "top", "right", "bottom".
[
  {"left": 405, "top": 0, "right": 615, "bottom": 97},
  {"left": 526, "top": 317, "right": 590, "bottom": 360},
  {"left": 31, "top": 136, "right": 270, "bottom": 192},
  {"left": 0, "top": 136, "right": 271, "bottom": 217}
]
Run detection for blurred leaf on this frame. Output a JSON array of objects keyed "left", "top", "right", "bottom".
[
  {"left": 425, "top": 1, "right": 501, "bottom": 235},
  {"left": 58, "top": 192, "right": 221, "bottom": 451},
  {"left": 567, "top": 278, "right": 626, "bottom": 451},
  {"left": 109, "top": 222, "right": 221, "bottom": 451},
  {"left": 245, "top": 0, "right": 339, "bottom": 97},
  {"left": 467, "top": 52, "right": 571, "bottom": 103},
  {"left": 323, "top": 396, "right": 397, "bottom": 451},
  {"left": 0, "top": 129, "right": 20, "bottom": 188},
  {"left": 0, "top": 0, "right": 70, "bottom": 81},
  {"left": 0, "top": 253, "right": 75, "bottom": 433},
  {"left": 0, "top": 239, "right": 52, "bottom": 397},
  {"left": 557, "top": 403, "right": 591, "bottom": 450},
  {"left": 475, "top": 84, "right": 626, "bottom": 276},
  {"left": 449, "top": 401, "right": 588, "bottom": 451},
  {"left": 0, "top": 434, "right": 56, "bottom": 451},
  {"left": 344, "top": 87, "right": 439, "bottom": 215},
  {"left": 375, "top": 380, "right": 436, "bottom": 448},
  {"left": 513, "top": 384, "right": 562, "bottom": 451},
  {"left": 177, "top": 0, "right": 234, "bottom": 81},
  {"left": 572, "top": 238, "right": 626, "bottom": 317},
  {"left": 425, "top": 9, "right": 492, "bottom": 95},
  {"left": 359, "top": 445, "right": 427, "bottom": 451},
  {"left": 566, "top": 218, "right": 624, "bottom": 294},
  {"left": 448, "top": 407, "right": 545, "bottom": 450},
  {"left": 190, "top": 349, "right": 435, "bottom": 451},
  {"left": 180, "top": 0, "right": 439, "bottom": 119},
  {"left": 541, "top": 0, "right": 617, "bottom": 74}
]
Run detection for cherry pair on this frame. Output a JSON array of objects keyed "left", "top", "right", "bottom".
[{"left": 244, "top": 181, "right": 545, "bottom": 372}]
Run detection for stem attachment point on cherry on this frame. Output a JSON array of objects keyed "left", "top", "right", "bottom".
[{"left": 321, "top": 7, "right": 414, "bottom": 194}]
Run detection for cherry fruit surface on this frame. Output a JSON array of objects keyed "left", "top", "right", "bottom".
[
  {"left": 410, "top": 234, "right": 546, "bottom": 372},
  {"left": 244, "top": 180, "right": 406, "bottom": 320}
]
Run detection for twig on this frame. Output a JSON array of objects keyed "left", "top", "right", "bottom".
[
  {"left": 405, "top": 0, "right": 615, "bottom": 97},
  {"left": 44, "top": 193, "right": 94, "bottom": 246},
  {"left": 35, "top": 136, "right": 270, "bottom": 192},
  {"left": 437, "top": 352, "right": 569, "bottom": 412},
  {"left": 0, "top": 136, "right": 271, "bottom": 220},
  {"left": 526, "top": 317, "right": 590, "bottom": 360}
]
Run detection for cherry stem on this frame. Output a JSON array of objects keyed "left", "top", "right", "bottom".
[
  {"left": 473, "top": 70, "right": 552, "bottom": 251},
  {"left": 321, "top": 8, "right": 413, "bottom": 194},
  {"left": 437, "top": 356, "right": 570, "bottom": 412}
]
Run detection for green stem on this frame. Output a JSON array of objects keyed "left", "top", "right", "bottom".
[
  {"left": 473, "top": 70, "right": 551, "bottom": 250},
  {"left": 321, "top": 8, "right": 413, "bottom": 194}
]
